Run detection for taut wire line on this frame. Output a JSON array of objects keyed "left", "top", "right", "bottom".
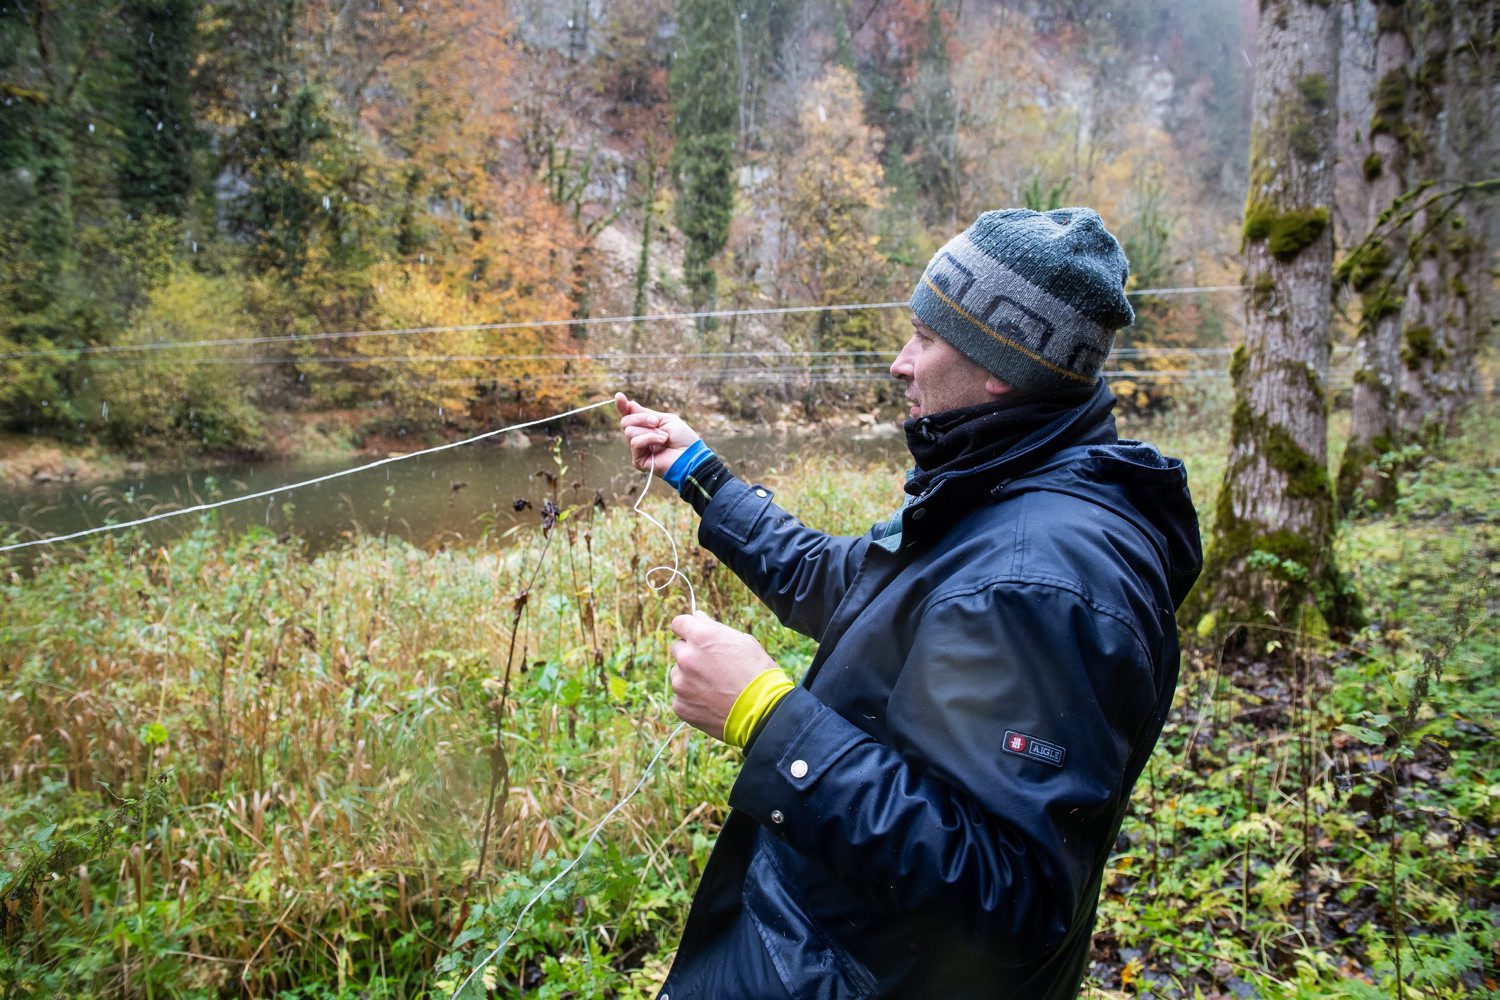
[
  {"left": 0, "top": 286, "right": 1244, "bottom": 361},
  {"left": 0, "top": 398, "right": 617, "bottom": 554}
]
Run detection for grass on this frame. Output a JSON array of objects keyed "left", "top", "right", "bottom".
[{"left": 1, "top": 391, "right": 1495, "bottom": 998}]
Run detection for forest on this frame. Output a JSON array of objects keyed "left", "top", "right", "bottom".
[
  {"left": 0, "top": 0, "right": 1262, "bottom": 452},
  {"left": 1, "top": 0, "right": 1496, "bottom": 996}
]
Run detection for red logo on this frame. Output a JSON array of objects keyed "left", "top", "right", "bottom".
[{"left": 1008, "top": 734, "right": 1028, "bottom": 752}]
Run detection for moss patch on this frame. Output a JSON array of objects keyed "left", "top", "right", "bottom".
[
  {"left": 1244, "top": 204, "right": 1330, "bottom": 261},
  {"left": 1268, "top": 421, "right": 1329, "bottom": 499},
  {"left": 1249, "top": 274, "right": 1276, "bottom": 308},
  {"left": 1370, "top": 68, "right": 1408, "bottom": 131},
  {"left": 1335, "top": 241, "right": 1392, "bottom": 291},
  {"left": 1297, "top": 73, "right": 1332, "bottom": 111},
  {"left": 1402, "top": 325, "right": 1442, "bottom": 367},
  {"left": 1227, "top": 394, "right": 1330, "bottom": 503},
  {"left": 1365, "top": 295, "right": 1402, "bottom": 322}
]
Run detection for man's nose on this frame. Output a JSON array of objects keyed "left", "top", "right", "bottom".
[{"left": 890, "top": 340, "right": 915, "bottom": 379}]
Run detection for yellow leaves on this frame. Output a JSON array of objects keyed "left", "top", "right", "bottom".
[
  {"left": 1119, "top": 956, "right": 1145, "bottom": 989},
  {"left": 772, "top": 66, "right": 891, "bottom": 329},
  {"left": 1227, "top": 812, "right": 1284, "bottom": 842}
]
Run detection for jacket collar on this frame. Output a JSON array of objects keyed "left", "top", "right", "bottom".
[
  {"left": 905, "top": 381, "right": 1117, "bottom": 518},
  {"left": 903, "top": 383, "right": 1100, "bottom": 498}
]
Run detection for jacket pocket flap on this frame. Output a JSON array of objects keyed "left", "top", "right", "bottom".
[{"left": 711, "top": 481, "right": 775, "bottom": 545}]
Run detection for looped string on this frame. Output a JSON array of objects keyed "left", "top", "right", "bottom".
[{"left": 633, "top": 453, "right": 697, "bottom": 616}]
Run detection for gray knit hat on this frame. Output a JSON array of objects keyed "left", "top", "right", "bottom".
[{"left": 909, "top": 208, "right": 1134, "bottom": 392}]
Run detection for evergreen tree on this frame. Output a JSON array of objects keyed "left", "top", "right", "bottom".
[
  {"left": 669, "top": 0, "right": 737, "bottom": 322},
  {"left": 114, "top": 0, "right": 203, "bottom": 219},
  {"left": 0, "top": 0, "right": 118, "bottom": 318}
]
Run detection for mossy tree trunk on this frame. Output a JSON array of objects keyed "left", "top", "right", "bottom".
[
  {"left": 1455, "top": 1, "right": 1500, "bottom": 421},
  {"left": 1396, "top": 1, "right": 1497, "bottom": 440},
  {"left": 1190, "top": 0, "right": 1358, "bottom": 639},
  {"left": 1395, "top": 6, "right": 1451, "bottom": 440},
  {"left": 1336, "top": 0, "right": 1412, "bottom": 514}
]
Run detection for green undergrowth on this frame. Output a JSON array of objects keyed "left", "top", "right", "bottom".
[{"left": 1, "top": 396, "right": 1495, "bottom": 998}]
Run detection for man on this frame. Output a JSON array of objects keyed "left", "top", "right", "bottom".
[{"left": 617, "top": 207, "right": 1202, "bottom": 999}]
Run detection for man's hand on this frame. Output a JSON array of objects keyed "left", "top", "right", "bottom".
[
  {"left": 616, "top": 393, "right": 701, "bottom": 476},
  {"left": 669, "top": 611, "right": 779, "bottom": 741}
]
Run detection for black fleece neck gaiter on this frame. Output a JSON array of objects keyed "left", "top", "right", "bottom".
[{"left": 902, "top": 382, "right": 1114, "bottom": 497}]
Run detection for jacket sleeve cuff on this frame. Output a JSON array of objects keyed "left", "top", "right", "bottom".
[
  {"left": 697, "top": 475, "right": 776, "bottom": 546},
  {"left": 723, "top": 667, "right": 796, "bottom": 749},
  {"left": 728, "top": 688, "right": 871, "bottom": 830},
  {"left": 662, "top": 439, "right": 713, "bottom": 491},
  {"left": 679, "top": 455, "right": 742, "bottom": 515}
]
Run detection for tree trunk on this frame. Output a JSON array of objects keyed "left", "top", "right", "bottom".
[
  {"left": 1337, "top": 0, "right": 1411, "bottom": 513},
  {"left": 1420, "top": 0, "right": 1498, "bottom": 434},
  {"left": 1459, "top": 2, "right": 1500, "bottom": 424},
  {"left": 1189, "top": 0, "right": 1358, "bottom": 639},
  {"left": 1395, "top": 4, "right": 1453, "bottom": 441}
]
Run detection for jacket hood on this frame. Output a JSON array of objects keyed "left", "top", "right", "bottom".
[
  {"left": 1012, "top": 442, "right": 1204, "bottom": 609},
  {"left": 908, "top": 380, "right": 1202, "bottom": 609}
]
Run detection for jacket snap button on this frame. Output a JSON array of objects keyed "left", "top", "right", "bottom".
[
  {"left": 911, "top": 508, "right": 926, "bottom": 520},
  {"left": 789, "top": 759, "right": 808, "bottom": 779},
  {"left": 755, "top": 488, "right": 768, "bottom": 498},
  {"left": 771, "top": 809, "right": 784, "bottom": 824}
]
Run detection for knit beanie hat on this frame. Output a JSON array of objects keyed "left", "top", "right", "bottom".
[{"left": 909, "top": 208, "right": 1134, "bottom": 393}]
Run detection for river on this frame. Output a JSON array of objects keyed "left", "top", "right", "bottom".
[{"left": 1, "top": 427, "right": 908, "bottom": 562}]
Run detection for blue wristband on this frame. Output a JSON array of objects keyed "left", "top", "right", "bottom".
[{"left": 663, "top": 440, "right": 714, "bottom": 491}]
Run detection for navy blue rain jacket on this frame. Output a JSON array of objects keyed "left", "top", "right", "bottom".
[{"left": 657, "top": 394, "right": 1202, "bottom": 1000}]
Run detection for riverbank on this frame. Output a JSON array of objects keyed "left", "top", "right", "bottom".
[
  {"left": 0, "top": 401, "right": 905, "bottom": 490},
  {"left": 0, "top": 413, "right": 361, "bottom": 489}
]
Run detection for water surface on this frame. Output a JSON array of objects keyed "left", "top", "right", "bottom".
[{"left": 1, "top": 429, "right": 907, "bottom": 561}]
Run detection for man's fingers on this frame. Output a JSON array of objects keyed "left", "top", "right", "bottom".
[
  {"left": 622, "top": 425, "right": 664, "bottom": 445},
  {"left": 671, "top": 612, "right": 724, "bottom": 640},
  {"left": 619, "top": 412, "right": 661, "bottom": 429}
]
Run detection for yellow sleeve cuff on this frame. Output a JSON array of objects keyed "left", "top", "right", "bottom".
[{"left": 723, "top": 667, "right": 796, "bottom": 748}]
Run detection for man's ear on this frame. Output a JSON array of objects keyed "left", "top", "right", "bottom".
[{"left": 984, "top": 376, "right": 1011, "bottom": 398}]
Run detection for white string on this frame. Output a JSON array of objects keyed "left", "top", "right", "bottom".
[
  {"left": 449, "top": 719, "right": 689, "bottom": 998},
  {"left": 452, "top": 444, "right": 698, "bottom": 998},
  {"left": 632, "top": 457, "right": 698, "bottom": 616},
  {"left": 0, "top": 286, "right": 1245, "bottom": 361},
  {"left": 0, "top": 398, "right": 617, "bottom": 554}
]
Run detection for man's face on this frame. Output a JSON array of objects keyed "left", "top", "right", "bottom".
[{"left": 890, "top": 318, "right": 1006, "bottom": 419}]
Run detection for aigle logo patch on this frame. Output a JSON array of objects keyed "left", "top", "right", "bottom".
[{"left": 1003, "top": 730, "right": 1066, "bottom": 768}]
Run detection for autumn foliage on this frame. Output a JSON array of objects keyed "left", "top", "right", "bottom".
[{"left": 6, "top": 0, "right": 1256, "bottom": 447}]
